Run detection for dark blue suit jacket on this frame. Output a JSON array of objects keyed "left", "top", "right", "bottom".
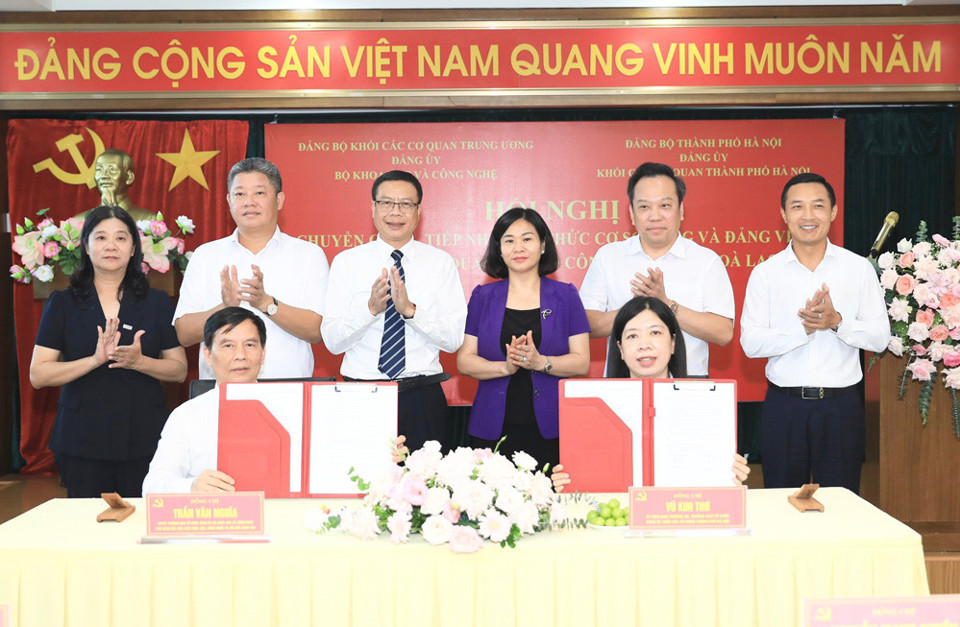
[
  {"left": 464, "top": 277, "right": 590, "bottom": 440},
  {"left": 36, "top": 288, "right": 180, "bottom": 461}
]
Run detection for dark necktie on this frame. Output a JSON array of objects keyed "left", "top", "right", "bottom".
[{"left": 378, "top": 249, "right": 406, "bottom": 379}]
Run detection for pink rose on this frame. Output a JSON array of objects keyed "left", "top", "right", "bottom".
[
  {"left": 951, "top": 327, "right": 960, "bottom": 341},
  {"left": 150, "top": 220, "right": 168, "bottom": 237},
  {"left": 473, "top": 448, "right": 494, "bottom": 463},
  {"left": 141, "top": 261, "right": 150, "bottom": 275},
  {"left": 916, "top": 309, "right": 936, "bottom": 328},
  {"left": 37, "top": 218, "right": 53, "bottom": 230},
  {"left": 11, "top": 231, "right": 44, "bottom": 270},
  {"left": 898, "top": 252, "right": 915, "bottom": 268},
  {"left": 930, "top": 325, "right": 950, "bottom": 342},
  {"left": 944, "top": 351, "right": 960, "bottom": 368},
  {"left": 942, "top": 293, "right": 960, "bottom": 309},
  {"left": 908, "top": 358, "right": 937, "bottom": 382},
  {"left": 896, "top": 275, "right": 918, "bottom": 296},
  {"left": 448, "top": 525, "right": 483, "bottom": 554},
  {"left": 442, "top": 500, "right": 462, "bottom": 524},
  {"left": 401, "top": 475, "right": 428, "bottom": 507},
  {"left": 913, "top": 283, "right": 933, "bottom": 307},
  {"left": 933, "top": 234, "right": 950, "bottom": 246},
  {"left": 913, "top": 344, "right": 928, "bottom": 356},
  {"left": 43, "top": 241, "right": 60, "bottom": 259},
  {"left": 176, "top": 238, "right": 185, "bottom": 255},
  {"left": 945, "top": 367, "right": 960, "bottom": 390}
]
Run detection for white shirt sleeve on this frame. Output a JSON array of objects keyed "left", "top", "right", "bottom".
[
  {"left": 142, "top": 411, "right": 199, "bottom": 495},
  {"left": 739, "top": 261, "right": 812, "bottom": 359},
  {"left": 288, "top": 243, "right": 329, "bottom": 316},
  {"left": 579, "top": 246, "right": 611, "bottom": 312},
  {"left": 405, "top": 252, "right": 467, "bottom": 352},
  {"left": 173, "top": 243, "right": 214, "bottom": 323},
  {"left": 320, "top": 253, "right": 380, "bottom": 355},
  {"left": 701, "top": 254, "right": 736, "bottom": 320},
  {"left": 835, "top": 260, "right": 891, "bottom": 352}
]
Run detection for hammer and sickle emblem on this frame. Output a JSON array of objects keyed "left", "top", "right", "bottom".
[{"left": 32, "top": 128, "right": 106, "bottom": 188}]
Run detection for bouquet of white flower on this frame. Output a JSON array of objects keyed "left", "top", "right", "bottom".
[
  {"left": 307, "top": 440, "right": 565, "bottom": 553},
  {"left": 875, "top": 217, "right": 960, "bottom": 436}
]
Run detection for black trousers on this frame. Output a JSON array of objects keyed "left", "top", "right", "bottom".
[
  {"left": 398, "top": 382, "right": 451, "bottom": 453},
  {"left": 54, "top": 452, "right": 153, "bottom": 499},
  {"left": 760, "top": 385, "right": 865, "bottom": 494}
]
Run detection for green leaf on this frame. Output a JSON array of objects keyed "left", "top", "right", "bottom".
[{"left": 918, "top": 376, "right": 935, "bottom": 426}]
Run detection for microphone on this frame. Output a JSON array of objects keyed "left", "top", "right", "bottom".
[{"left": 868, "top": 211, "right": 899, "bottom": 258}]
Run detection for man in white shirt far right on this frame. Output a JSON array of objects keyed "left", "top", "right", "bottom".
[{"left": 740, "top": 172, "right": 890, "bottom": 494}]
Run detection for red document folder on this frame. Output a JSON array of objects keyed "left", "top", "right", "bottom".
[
  {"left": 559, "top": 378, "right": 737, "bottom": 492},
  {"left": 218, "top": 384, "right": 298, "bottom": 498},
  {"left": 217, "top": 382, "right": 397, "bottom": 498}
]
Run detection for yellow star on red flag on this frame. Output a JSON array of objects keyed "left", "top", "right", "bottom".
[{"left": 156, "top": 130, "right": 220, "bottom": 191}]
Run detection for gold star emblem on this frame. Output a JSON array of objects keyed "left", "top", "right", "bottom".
[{"left": 156, "top": 129, "right": 220, "bottom": 191}]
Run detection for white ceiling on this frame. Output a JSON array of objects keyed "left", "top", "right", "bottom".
[{"left": 2, "top": 0, "right": 960, "bottom": 12}]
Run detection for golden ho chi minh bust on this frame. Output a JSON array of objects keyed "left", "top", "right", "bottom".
[{"left": 78, "top": 149, "right": 160, "bottom": 223}]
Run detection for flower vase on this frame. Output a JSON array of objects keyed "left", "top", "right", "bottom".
[
  {"left": 30, "top": 271, "right": 69, "bottom": 299},
  {"left": 878, "top": 352, "right": 960, "bottom": 550},
  {"left": 31, "top": 271, "right": 179, "bottom": 300}
]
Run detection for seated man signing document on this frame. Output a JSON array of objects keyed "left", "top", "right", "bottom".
[{"left": 142, "top": 307, "right": 266, "bottom": 494}]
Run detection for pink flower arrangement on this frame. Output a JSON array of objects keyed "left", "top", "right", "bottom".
[
  {"left": 313, "top": 440, "right": 563, "bottom": 553},
  {"left": 9, "top": 211, "right": 82, "bottom": 284},
  {"left": 10, "top": 210, "right": 196, "bottom": 284},
  {"left": 878, "top": 219, "right": 960, "bottom": 434},
  {"left": 136, "top": 213, "right": 194, "bottom": 275}
]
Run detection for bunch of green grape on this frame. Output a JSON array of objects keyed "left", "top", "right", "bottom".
[{"left": 586, "top": 498, "right": 627, "bottom": 527}]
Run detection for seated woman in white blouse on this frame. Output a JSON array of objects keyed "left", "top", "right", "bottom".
[{"left": 553, "top": 296, "right": 749, "bottom": 491}]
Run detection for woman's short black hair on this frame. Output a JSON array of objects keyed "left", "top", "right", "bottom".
[
  {"left": 607, "top": 296, "right": 687, "bottom": 379},
  {"left": 70, "top": 205, "right": 148, "bottom": 301},
  {"left": 480, "top": 207, "right": 559, "bottom": 279},
  {"left": 203, "top": 306, "right": 267, "bottom": 349}
]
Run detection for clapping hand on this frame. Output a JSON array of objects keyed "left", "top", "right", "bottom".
[
  {"left": 94, "top": 318, "right": 121, "bottom": 366},
  {"left": 108, "top": 329, "right": 145, "bottom": 371},
  {"left": 507, "top": 330, "right": 544, "bottom": 371},
  {"left": 220, "top": 265, "right": 243, "bottom": 307},
  {"left": 630, "top": 267, "right": 669, "bottom": 303},
  {"left": 798, "top": 283, "right": 840, "bottom": 334},
  {"left": 240, "top": 264, "right": 272, "bottom": 312},
  {"left": 368, "top": 268, "right": 391, "bottom": 316}
]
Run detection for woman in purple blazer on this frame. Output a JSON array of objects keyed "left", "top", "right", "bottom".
[{"left": 457, "top": 208, "right": 590, "bottom": 469}]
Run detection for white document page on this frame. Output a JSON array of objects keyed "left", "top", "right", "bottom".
[
  {"left": 309, "top": 383, "right": 398, "bottom": 495},
  {"left": 651, "top": 380, "right": 736, "bottom": 487},
  {"left": 226, "top": 383, "right": 304, "bottom": 493},
  {"left": 562, "top": 379, "right": 645, "bottom": 486}
]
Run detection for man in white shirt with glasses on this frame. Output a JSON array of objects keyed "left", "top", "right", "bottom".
[{"left": 322, "top": 170, "right": 466, "bottom": 452}]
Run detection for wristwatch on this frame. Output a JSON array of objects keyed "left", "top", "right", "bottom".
[
  {"left": 265, "top": 297, "right": 279, "bottom": 317},
  {"left": 542, "top": 357, "right": 553, "bottom": 374},
  {"left": 669, "top": 300, "right": 680, "bottom": 315}
]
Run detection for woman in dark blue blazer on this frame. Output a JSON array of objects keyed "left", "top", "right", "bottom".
[
  {"left": 30, "top": 206, "right": 187, "bottom": 497},
  {"left": 457, "top": 208, "right": 590, "bottom": 469}
]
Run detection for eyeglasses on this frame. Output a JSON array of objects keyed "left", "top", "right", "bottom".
[{"left": 375, "top": 200, "right": 419, "bottom": 212}]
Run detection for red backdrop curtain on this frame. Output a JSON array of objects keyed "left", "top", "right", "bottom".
[{"left": 7, "top": 118, "right": 248, "bottom": 473}]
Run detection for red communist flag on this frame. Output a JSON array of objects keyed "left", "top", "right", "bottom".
[{"left": 7, "top": 119, "right": 248, "bottom": 473}]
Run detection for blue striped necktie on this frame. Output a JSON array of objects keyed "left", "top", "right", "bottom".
[{"left": 378, "top": 249, "right": 406, "bottom": 379}]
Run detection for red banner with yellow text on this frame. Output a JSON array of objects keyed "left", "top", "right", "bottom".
[
  {"left": 0, "top": 22, "right": 953, "bottom": 97},
  {"left": 8, "top": 119, "right": 248, "bottom": 473},
  {"left": 266, "top": 119, "right": 845, "bottom": 405}
]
